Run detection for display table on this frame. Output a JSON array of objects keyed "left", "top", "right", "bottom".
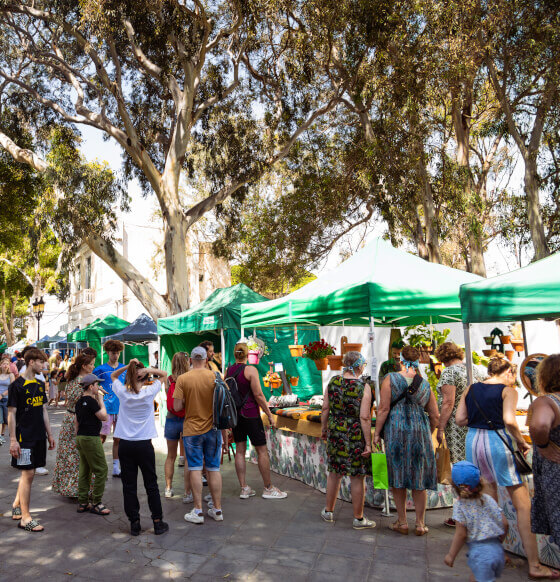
[{"left": 250, "top": 411, "right": 454, "bottom": 510}]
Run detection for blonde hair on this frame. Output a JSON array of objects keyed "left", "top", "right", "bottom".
[
  {"left": 234, "top": 343, "right": 249, "bottom": 361},
  {"left": 452, "top": 481, "right": 484, "bottom": 503},
  {"left": 171, "top": 352, "right": 189, "bottom": 379}
]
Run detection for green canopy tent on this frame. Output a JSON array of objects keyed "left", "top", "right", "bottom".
[
  {"left": 158, "top": 284, "right": 322, "bottom": 400},
  {"left": 74, "top": 315, "right": 130, "bottom": 366},
  {"left": 0, "top": 342, "right": 6, "bottom": 354},
  {"left": 460, "top": 251, "right": 560, "bottom": 385}
]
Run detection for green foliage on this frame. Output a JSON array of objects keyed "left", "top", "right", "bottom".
[{"left": 404, "top": 324, "right": 450, "bottom": 348}]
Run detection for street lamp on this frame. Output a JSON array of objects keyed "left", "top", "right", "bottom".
[{"left": 32, "top": 296, "right": 45, "bottom": 341}]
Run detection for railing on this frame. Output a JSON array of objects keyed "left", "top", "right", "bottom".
[{"left": 71, "top": 289, "right": 95, "bottom": 307}]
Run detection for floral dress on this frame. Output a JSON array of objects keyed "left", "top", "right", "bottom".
[
  {"left": 52, "top": 377, "right": 93, "bottom": 497},
  {"left": 326, "top": 376, "right": 370, "bottom": 477},
  {"left": 437, "top": 363, "right": 484, "bottom": 464}
]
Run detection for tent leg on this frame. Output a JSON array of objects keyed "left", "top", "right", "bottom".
[
  {"left": 370, "top": 317, "right": 390, "bottom": 517},
  {"left": 220, "top": 328, "right": 225, "bottom": 376},
  {"left": 520, "top": 321, "right": 533, "bottom": 402},
  {"left": 463, "top": 323, "right": 473, "bottom": 386}
]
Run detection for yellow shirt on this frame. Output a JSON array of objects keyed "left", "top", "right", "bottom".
[{"left": 173, "top": 368, "right": 215, "bottom": 436}]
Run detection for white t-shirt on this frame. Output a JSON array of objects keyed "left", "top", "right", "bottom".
[
  {"left": 113, "top": 379, "right": 161, "bottom": 441},
  {"left": 452, "top": 494, "right": 505, "bottom": 542}
]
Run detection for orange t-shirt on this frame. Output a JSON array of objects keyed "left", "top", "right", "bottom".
[{"left": 173, "top": 368, "right": 215, "bottom": 436}]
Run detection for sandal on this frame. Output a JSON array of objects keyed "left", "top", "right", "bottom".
[
  {"left": 529, "top": 565, "right": 560, "bottom": 580},
  {"left": 415, "top": 524, "right": 429, "bottom": 536},
  {"left": 18, "top": 519, "right": 44, "bottom": 532},
  {"left": 11, "top": 506, "right": 22, "bottom": 520},
  {"left": 389, "top": 521, "right": 409, "bottom": 535},
  {"left": 77, "top": 503, "right": 92, "bottom": 513},
  {"left": 90, "top": 503, "right": 111, "bottom": 516}
]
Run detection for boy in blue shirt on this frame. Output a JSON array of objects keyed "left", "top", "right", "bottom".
[{"left": 93, "top": 340, "right": 126, "bottom": 477}]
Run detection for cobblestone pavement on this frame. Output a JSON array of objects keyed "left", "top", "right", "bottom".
[{"left": 0, "top": 408, "right": 530, "bottom": 581}]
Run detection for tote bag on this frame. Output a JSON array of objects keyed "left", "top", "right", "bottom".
[{"left": 371, "top": 446, "right": 389, "bottom": 490}]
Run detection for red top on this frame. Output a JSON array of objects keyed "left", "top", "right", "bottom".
[{"left": 167, "top": 380, "right": 185, "bottom": 418}]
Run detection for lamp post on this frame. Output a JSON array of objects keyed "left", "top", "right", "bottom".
[{"left": 32, "top": 296, "right": 45, "bottom": 341}]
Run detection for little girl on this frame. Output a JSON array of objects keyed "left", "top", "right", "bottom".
[{"left": 444, "top": 461, "right": 508, "bottom": 582}]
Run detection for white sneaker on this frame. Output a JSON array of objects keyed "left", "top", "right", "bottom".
[
  {"left": 184, "top": 509, "right": 204, "bottom": 524},
  {"left": 204, "top": 494, "right": 214, "bottom": 509},
  {"left": 0, "top": 435, "right": 6, "bottom": 445},
  {"left": 262, "top": 486, "right": 287, "bottom": 499},
  {"left": 321, "top": 508, "right": 334, "bottom": 522},
  {"left": 177, "top": 456, "right": 185, "bottom": 467},
  {"left": 207, "top": 508, "right": 223, "bottom": 522},
  {"left": 35, "top": 467, "right": 49, "bottom": 475},
  {"left": 164, "top": 487, "right": 174, "bottom": 498},
  {"left": 240, "top": 486, "right": 256, "bottom": 499},
  {"left": 182, "top": 492, "right": 193, "bottom": 504},
  {"left": 353, "top": 516, "right": 376, "bottom": 530},
  {"left": 112, "top": 468, "right": 121, "bottom": 478}
]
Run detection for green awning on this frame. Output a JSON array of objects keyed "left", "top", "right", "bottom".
[
  {"left": 73, "top": 315, "right": 130, "bottom": 365},
  {"left": 460, "top": 252, "right": 560, "bottom": 323},
  {"left": 241, "top": 238, "right": 482, "bottom": 328},
  {"left": 158, "top": 284, "right": 269, "bottom": 335}
]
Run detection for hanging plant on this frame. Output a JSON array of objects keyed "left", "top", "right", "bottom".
[{"left": 303, "top": 339, "right": 336, "bottom": 360}]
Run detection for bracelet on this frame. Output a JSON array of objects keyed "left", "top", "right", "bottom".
[{"left": 536, "top": 441, "right": 550, "bottom": 449}]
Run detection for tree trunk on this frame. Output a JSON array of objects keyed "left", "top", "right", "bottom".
[
  {"left": 417, "top": 155, "right": 442, "bottom": 263},
  {"left": 524, "top": 157, "right": 549, "bottom": 260},
  {"left": 162, "top": 209, "right": 190, "bottom": 314},
  {"left": 85, "top": 234, "right": 172, "bottom": 319}
]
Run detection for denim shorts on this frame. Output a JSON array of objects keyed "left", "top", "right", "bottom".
[
  {"left": 0, "top": 398, "right": 8, "bottom": 425},
  {"left": 467, "top": 538, "right": 505, "bottom": 582},
  {"left": 164, "top": 415, "right": 184, "bottom": 441},
  {"left": 183, "top": 429, "right": 222, "bottom": 472}
]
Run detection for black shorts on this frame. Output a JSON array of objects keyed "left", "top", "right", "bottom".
[
  {"left": 11, "top": 440, "right": 47, "bottom": 471},
  {"left": 233, "top": 416, "right": 267, "bottom": 447}
]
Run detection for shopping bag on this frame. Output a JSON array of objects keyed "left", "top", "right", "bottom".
[
  {"left": 371, "top": 447, "right": 389, "bottom": 490},
  {"left": 435, "top": 441, "right": 452, "bottom": 484}
]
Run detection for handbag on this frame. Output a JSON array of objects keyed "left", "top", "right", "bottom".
[
  {"left": 378, "top": 373, "right": 423, "bottom": 439},
  {"left": 371, "top": 444, "right": 389, "bottom": 489},
  {"left": 435, "top": 439, "right": 452, "bottom": 484},
  {"left": 469, "top": 391, "right": 532, "bottom": 475}
]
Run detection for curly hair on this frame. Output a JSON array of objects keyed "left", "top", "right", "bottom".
[
  {"left": 434, "top": 342, "right": 464, "bottom": 365},
  {"left": 401, "top": 345, "right": 420, "bottom": 363},
  {"left": 536, "top": 354, "right": 560, "bottom": 394},
  {"left": 103, "top": 339, "right": 124, "bottom": 353},
  {"left": 23, "top": 348, "right": 48, "bottom": 366}
]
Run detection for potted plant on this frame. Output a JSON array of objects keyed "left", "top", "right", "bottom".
[
  {"left": 247, "top": 337, "right": 269, "bottom": 365},
  {"left": 303, "top": 339, "right": 336, "bottom": 371},
  {"left": 286, "top": 374, "right": 299, "bottom": 387},
  {"left": 483, "top": 336, "right": 494, "bottom": 346},
  {"left": 289, "top": 345, "right": 304, "bottom": 358},
  {"left": 341, "top": 339, "right": 363, "bottom": 354},
  {"left": 404, "top": 324, "right": 450, "bottom": 364},
  {"left": 509, "top": 323, "right": 525, "bottom": 352},
  {"left": 327, "top": 354, "right": 343, "bottom": 370}
]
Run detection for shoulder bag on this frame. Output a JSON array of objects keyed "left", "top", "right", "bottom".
[{"left": 469, "top": 390, "right": 532, "bottom": 475}]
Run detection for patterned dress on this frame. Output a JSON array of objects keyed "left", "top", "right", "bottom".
[
  {"left": 384, "top": 373, "right": 437, "bottom": 490},
  {"left": 531, "top": 394, "right": 560, "bottom": 546},
  {"left": 437, "top": 363, "right": 484, "bottom": 464},
  {"left": 326, "top": 376, "right": 370, "bottom": 477},
  {"left": 52, "top": 377, "right": 93, "bottom": 497}
]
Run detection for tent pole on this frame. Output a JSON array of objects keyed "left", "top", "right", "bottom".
[
  {"left": 370, "top": 317, "right": 390, "bottom": 517},
  {"left": 220, "top": 328, "right": 226, "bottom": 376},
  {"left": 520, "top": 321, "right": 533, "bottom": 403},
  {"left": 463, "top": 323, "right": 474, "bottom": 386}
]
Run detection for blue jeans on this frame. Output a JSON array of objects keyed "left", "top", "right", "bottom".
[
  {"left": 0, "top": 397, "right": 8, "bottom": 425},
  {"left": 467, "top": 538, "right": 505, "bottom": 582},
  {"left": 183, "top": 430, "right": 222, "bottom": 471},
  {"left": 164, "top": 415, "right": 184, "bottom": 440}
]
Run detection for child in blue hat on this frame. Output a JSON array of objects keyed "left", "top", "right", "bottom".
[{"left": 444, "top": 461, "right": 508, "bottom": 581}]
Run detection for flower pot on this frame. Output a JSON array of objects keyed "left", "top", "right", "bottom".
[
  {"left": 432, "top": 362, "right": 444, "bottom": 378},
  {"left": 270, "top": 380, "right": 282, "bottom": 390},
  {"left": 505, "top": 350, "right": 514, "bottom": 362},
  {"left": 499, "top": 335, "right": 511, "bottom": 345},
  {"left": 484, "top": 336, "right": 493, "bottom": 346},
  {"left": 289, "top": 345, "right": 304, "bottom": 358},
  {"left": 341, "top": 342, "right": 362, "bottom": 355},
  {"left": 327, "top": 355, "right": 343, "bottom": 370},
  {"left": 263, "top": 378, "right": 270, "bottom": 388},
  {"left": 314, "top": 358, "right": 328, "bottom": 371},
  {"left": 482, "top": 349, "right": 498, "bottom": 357},
  {"left": 289, "top": 376, "right": 299, "bottom": 387},
  {"left": 510, "top": 339, "right": 524, "bottom": 352},
  {"left": 248, "top": 350, "right": 261, "bottom": 365}
]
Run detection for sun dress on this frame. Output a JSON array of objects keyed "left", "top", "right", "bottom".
[
  {"left": 531, "top": 394, "right": 560, "bottom": 546},
  {"left": 384, "top": 373, "right": 437, "bottom": 490},
  {"left": 52, "top": 376, "right": 94, "bottom": 497},
  {"left": 437, "top": 363, "right": 485, "bottom": 464},
  {"left": 326, "top": 376, "right": 371, "bottom": 477}
]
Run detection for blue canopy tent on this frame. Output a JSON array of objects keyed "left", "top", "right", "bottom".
[{"left": 102, "top": 313, "right": 157, "bottom": 365}]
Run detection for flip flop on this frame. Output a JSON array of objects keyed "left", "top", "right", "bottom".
[
  {"left": 11, "top": 507, "right": 22, "bottom": 520},
  {"left": 18, "top": 519, "right": 44, "bottom": 532}
]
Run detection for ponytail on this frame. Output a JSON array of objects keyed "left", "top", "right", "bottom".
[
  {"left": 66, "top": 354, "right": 95, "bottom": 382},
  {"left": 125, "top": 360, "right": 145, "bottom": 394}
]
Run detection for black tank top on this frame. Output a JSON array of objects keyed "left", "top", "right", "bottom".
[{"left": 466, "top": 382, "right": 505, "bottom": 429}]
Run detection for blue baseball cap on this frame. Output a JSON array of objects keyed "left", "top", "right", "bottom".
[{"left": 451, "top": 461, "right": 481, "bottom": 488}]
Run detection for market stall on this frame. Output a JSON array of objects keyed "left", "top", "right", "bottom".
[
  {"left": 460, "top": 251, "right": 560, "bottom": 567},
  {"left": 71, "top": 315, "right": 130, "bottom": 366},
  {"left": 241, "top": 237, "right": 481, "bottom": 511},
  {"left": 102, "top": 313, "right": 156, "bottom": 365}
]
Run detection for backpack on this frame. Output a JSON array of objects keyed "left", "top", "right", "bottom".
[
  {"left": 213, "top": 372, "right": 238, "bottom": 430},
  {"left": 225, "top": 365, "right": 249, "bottom": 412}
]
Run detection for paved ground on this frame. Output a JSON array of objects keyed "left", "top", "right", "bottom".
[{"left": 0, "top": 408, "right": 531, "bottom": 581}]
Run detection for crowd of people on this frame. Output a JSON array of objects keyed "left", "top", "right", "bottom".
[
  {"left": 3, "top": 336, "right": 560, "bottom": 580},
  {"left": 320, "top": 343, "right": 560, "bottom": 581},
  {"left": 3, "top": 338, "right": 286, "bottom": 536}
]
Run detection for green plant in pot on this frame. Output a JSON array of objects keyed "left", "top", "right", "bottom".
[{"left": 404, "top": 324, "right": 450, "bottom": 363}]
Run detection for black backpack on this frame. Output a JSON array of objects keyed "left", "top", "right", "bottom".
[
  {"left": 213, "top": 372, "right": 238, "bottom": 430},
  {"left": 225, "top": 365, "right": 249, "bottom": 411}
]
